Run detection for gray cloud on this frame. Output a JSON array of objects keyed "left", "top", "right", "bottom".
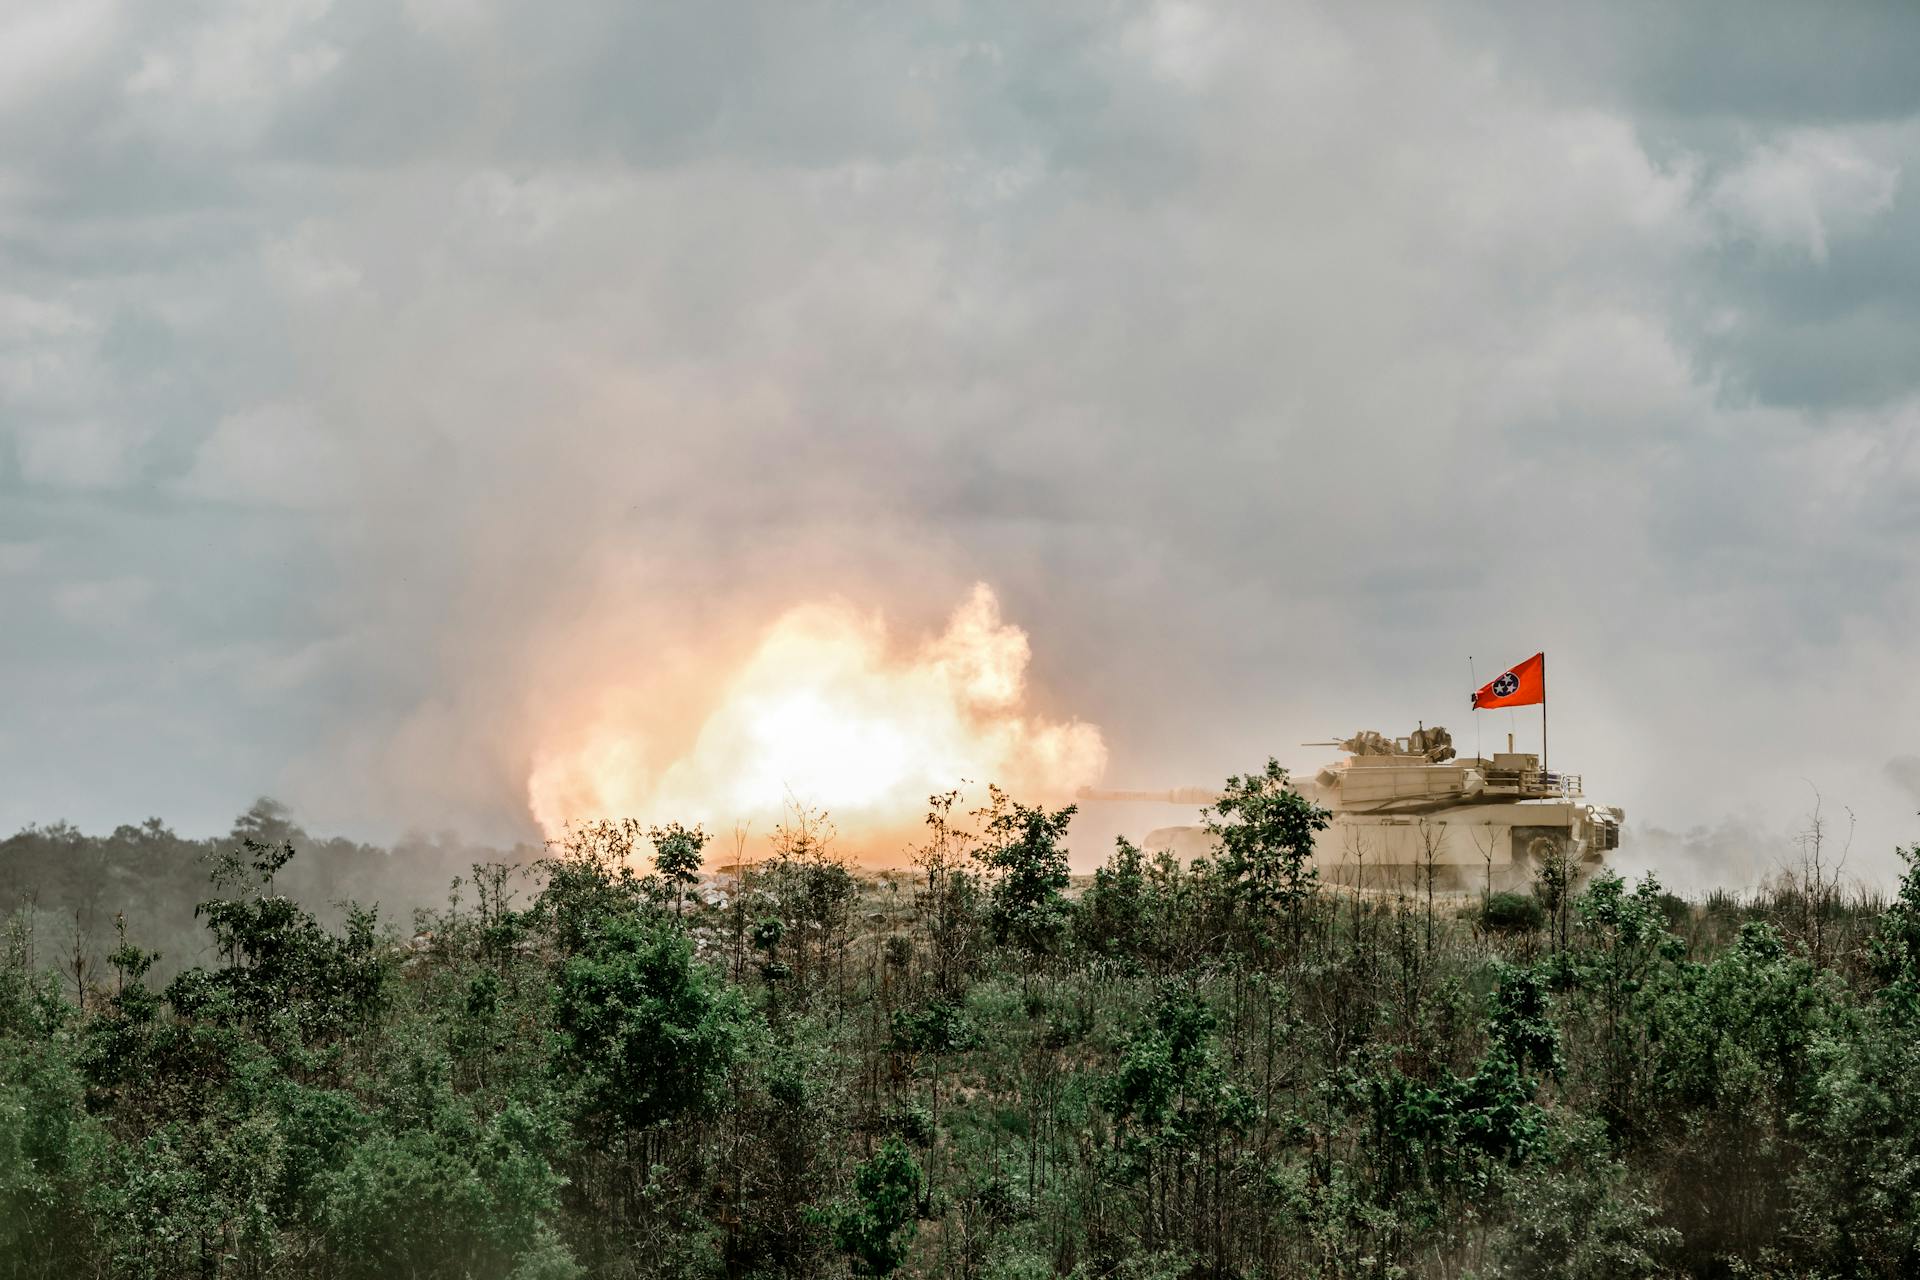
[{"left": 3, "top": 0, "right": 1918, "bottom": 876}]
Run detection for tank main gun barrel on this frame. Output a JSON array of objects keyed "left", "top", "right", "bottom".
[{"left": 1075, "top": 786, "right": 1221, "bottom": 806}]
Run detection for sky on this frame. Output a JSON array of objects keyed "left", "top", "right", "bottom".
[{"left": 3, "top": 0, "right": 1918, "bottom": 883}]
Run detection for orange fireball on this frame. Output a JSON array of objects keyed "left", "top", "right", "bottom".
[{"left": 526, "top": 584, "right": 1106, "bottom": 851}]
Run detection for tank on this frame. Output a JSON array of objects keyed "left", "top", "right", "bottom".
[{"left": 1078, "top": 723, "right": 1622, "bottom": 894}]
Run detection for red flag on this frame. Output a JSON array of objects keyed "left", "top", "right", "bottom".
[{"left": 1472, "top": 652, "right": 1544, "bottom": 709}]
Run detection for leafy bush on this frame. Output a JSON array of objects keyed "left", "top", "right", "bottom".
[
  {"left": 833, "top": 1137, "right": 923, "bottom": 1275},
  {"left": 1484, "top": 892, "right": 1546, "bottom": 934},
  {"left": 550, "top": 915, "right": 750, "bottom": 1137}
]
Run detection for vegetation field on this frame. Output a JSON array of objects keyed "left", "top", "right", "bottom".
[{"left": 4, "top": 766, "right": 1919, "bottom": 1278}]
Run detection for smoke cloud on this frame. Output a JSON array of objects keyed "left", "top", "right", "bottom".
[
  {"left": 3, "top": 1, "right": 1919, "bottom": 883},
  {"left": 1613, "top": 821, "right": 1797, "bottom": 900}
]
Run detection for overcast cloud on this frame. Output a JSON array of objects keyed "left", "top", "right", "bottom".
[{"left": 3, "top": 0, "right": 1918, "bottom": 881}]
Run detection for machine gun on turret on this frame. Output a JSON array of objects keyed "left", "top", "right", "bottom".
[{"left": 1301, "top": 723, "right": 1456, "bottom": 763}]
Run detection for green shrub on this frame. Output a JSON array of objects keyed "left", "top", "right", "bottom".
[
  {"left": 1484, "top": 892, "right": 1547, "bottom": 934},
  {"left": 833, "top": 1137, "right": 923, "bottom": 1275},
  {"left": 550, "top": 915, "right": 750, "bottom": 1137},
  {"left": 0, "top": 1037, "right": 103, "bottom": 1278}
]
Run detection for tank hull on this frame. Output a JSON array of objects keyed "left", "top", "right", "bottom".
[
  {"left": 1103, "top": 727, "right": 1622, "bottom": 894},
  {"left": 1142, "top": 800, "right": 1614, "bottom": 893}
]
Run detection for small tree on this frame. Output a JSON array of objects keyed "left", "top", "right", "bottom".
[
  {"left": 550, "top": 914, "right": 750, "bottom": 1231},
  {"left": 833, "top": 1137, "right": 922, "bottom": 1275},
  {"left": 1203, "top": 759, "right": 1331, "bottom": 947},
  {"left": 914, "top": 789, "right": 969, "bottom": 894},
  {"left": 63, "top": 911, "right": 94, "bottom": 1011},
  {"left": 181, "top": 838, "right": 389, "bottom": 1037},
  {"left": 758, "top": 801, "right": 855, "bottom": 990},
  {"left": 552, "top": 917, "right": 748, "bottom": 1141},
  {"left": 1573, "top": 870, "right": 1680, "bottom": 1132},
  {"left": 1870, "top": 843, "right": 1920, "bottom": 995},
  {"left": 1079, "top": 837, "right": 1150, "bottom": 958},
  {"left": 1104, "top": 986, "right": 1252, "bottom": 1256},
  {"left": 1470, "top": 822, "right": 1509, "bottom": 908},
  {"left": 1531, "top": 837, "right": 1576, "bottom": 955},
  {"left": 914, "top": 791, "right": 983, "bottom": 997},
  {"left": 1415, "top": 818, "right": 1447, "bottom": 956},
  {"left": 1785, "top": 789, "right": 1853, "bottom": 969},
  {"left": 889, "top": 999, "right": 977, "bottom": 1214},
  {"left": 973, "top": 788, "right": 1075, "bottom": 964},
  {"left": 536, "top": 820, "right": 649, "bottom": 954},
  {"left": 647, "top": 823, "right": 709, "bottom": 917}
]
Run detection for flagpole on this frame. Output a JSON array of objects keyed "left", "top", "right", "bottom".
[
  {"left": 1540, "top": 655, "right": 1548, "bottom": 776},
  {"left": 1469, "top": 655, "right": 1480, "bottom": 762}
]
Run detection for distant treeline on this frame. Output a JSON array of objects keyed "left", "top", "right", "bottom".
[
  {"left": 0, "top": 799, "right": 537, "bottom": 985},
  {"left": 4, "top": 767, "right": 1920, "bottom": 1278}
]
